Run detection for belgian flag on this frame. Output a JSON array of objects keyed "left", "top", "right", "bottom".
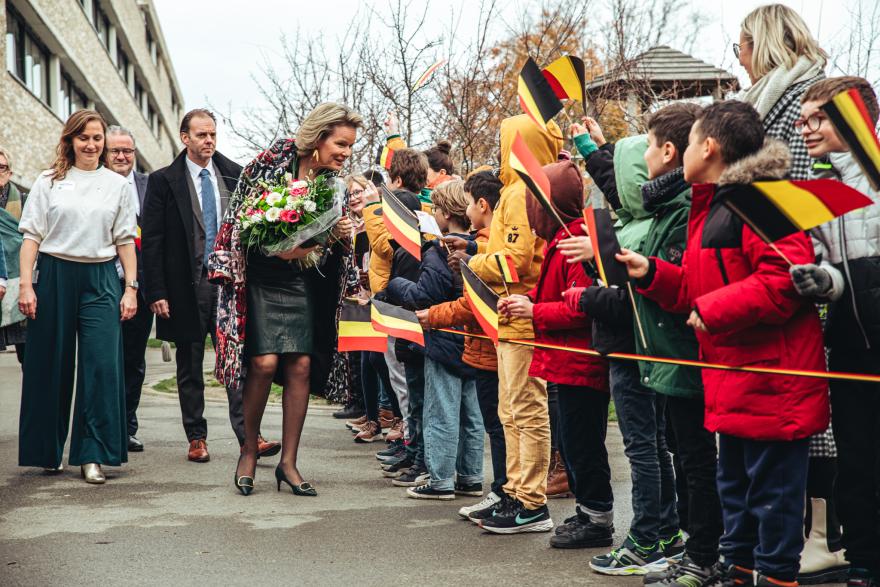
[
  {"left": 542, "top": 55, "right": 587, "bottom": 106},
  {"left": 460, "top": 260, "right": 499, "bottom": 344},
  {"left": 338, "top": 300, "right": 388, "bottom": 352},
  {"left": 370, "top": 298, "right": 425, "bottom": 347},
  {"left": 376, "top": 145, "right": 395, "bottom": 170},
  {"left": 518, "top": 56, "right": 564, "bottom": 131},
  {"left": 494, "top": 252, "right": 520, "bottom": 284},
  {"left": 510, "top": 131, "right": 568, "bottom": 231},
  {"left": 821, "top": 88, "right": 880, "bottom": 190},
  {"left": 583, "top": 207, "right": 629, "bottom": 287},
  {"left": 719, "top": 179, "right": 873, "bottom": 242},
  {"left": 380, "top": 185, "right": 422, "bottom": 260}
]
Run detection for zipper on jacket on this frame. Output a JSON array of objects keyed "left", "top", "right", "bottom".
[
  {"left": 715, "top": 249, "right": 729, "bottom": 285},
  {"left": 838, "top": 217, "right": 871, "bottom": 349}
]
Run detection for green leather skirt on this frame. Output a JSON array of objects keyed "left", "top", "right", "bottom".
[{"left": 245, "top": 276, "right": 314, "bottom": 357}]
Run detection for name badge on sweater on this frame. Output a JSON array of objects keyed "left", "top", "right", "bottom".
[{"left": 55, "top": 181, "right": 75, "bottom": 192}]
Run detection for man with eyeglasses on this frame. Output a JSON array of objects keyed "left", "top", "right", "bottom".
[{"left": 105, "top": 126, "right": 151, "bottom": 454}]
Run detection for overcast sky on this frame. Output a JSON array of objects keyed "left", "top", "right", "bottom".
[{"left": 152, "top": 0, "right": 849, "bottom": 163}]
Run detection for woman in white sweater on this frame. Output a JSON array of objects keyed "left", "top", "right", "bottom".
[{"left": 17, "top": 110, "right": 138, "bottom": 484}]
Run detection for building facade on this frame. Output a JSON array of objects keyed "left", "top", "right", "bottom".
[{"left": 1, "top": 0, "right": 183, "bottom": 189}]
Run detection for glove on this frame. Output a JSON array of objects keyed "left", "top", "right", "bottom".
[
  {"left": 572, "top": 133, "right": 598, "bottom": 157},
  {"left": 562, "top": 286, "right": 586, "bottom": 314},
  {"left": 790, "top": 264, "right": 832, "bottom": 298}
]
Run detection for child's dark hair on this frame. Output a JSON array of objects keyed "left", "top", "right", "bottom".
[
  {"left": 392, "top": 189, "right": 422, "bottom": 213},
  {"left": 646, "top": 102, "right": 704, "bottom": 161},
  {"left": 463, "top": 170, "right": 503, "bottom": 211},
  {"left": 389, "top": 148, "right": 429, "bottom": 193},
  {"left": 423, "top": 140, "right": 455, "bottom": 175},
  {"left": 362, "top": 168, "right": 385, "bottom": 187},
  {"left": 695, "top": 101, "right": 765, "bottom": 164},
  {"left": 802, "top": 76, "right": 880, "bottom": 124}
]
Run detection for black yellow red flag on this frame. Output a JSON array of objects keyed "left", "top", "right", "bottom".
[
  {"left": 380, "top": 186, "right": 422, "bottom": 260},
  {"left": 542, "top": 55, "right": 587, "bottom": 106},
  {"left": 460, "top": 260, "right": 499, "bottom": 344},
  {"left": 494, "top": 252, "right": 520, "bottom": 284},
  {"left": 821, "top": 88, "right": 880, "bottom": 190},
  {"left": 518, "top": 56, "right": 564, "bottom": 131},
  {"left": 510, "top": 131, "right": 568, "bottom": 232},
  {"left": 583, "top": 207, "right": 629, "bottom": 287},
  {"left": 719, "top": 179, "right": 873, "bottom": 243},
  {"left": 370, "top": 298, "right": 425, "bottom": 347},
  {"left": 376, "top": 145, "right": 395, "bottom": 170},
  {"left": 338, "top": 300, "right": 388, "bottom": 352}
]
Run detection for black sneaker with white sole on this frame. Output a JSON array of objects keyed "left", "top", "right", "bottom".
[
  {"left": 406, "top": 484, "right": 455, "bottom": 500},
  {"left": 480, "top": 503, "right": 553, "bottom": 534},
  {"left": 549, "top": 513, "right": 613, "bottom": 549},
  {"left": 392, "top": 466, "right": 429, "bottom": 487},
  {"left": 381, "top": 457, "right": 414, "bottom": 478},
  {"left": 467, "top": 492, "right": 515, "bottom": 524},
  {"left": 454, "top": 482, "right": 483, "bottom": 497},
  {"left": 643, "top": 555, "right": 721, "bottom": 586}
]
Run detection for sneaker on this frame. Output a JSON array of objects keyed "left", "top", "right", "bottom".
[
  {"left": 354, "top": 421, "right": 384, "bottom": 443},
  {"left": 847, "top": 569, "right": 880, "bottom": 587},
  {"left": 589, "top": 535, "right": 669, "bottom": 576},
  {"left": 384, "top": 418, "right": 405, "bottom": 442},
  {"left": 346, "top": 414, "right": 368, "bottom": 430},
  {"left": 378, "top": 408, "right": 395, "bottom": 430},
  {"left": 381, "top": 457, "right": 414, "bottom": 478},
  {"left": 468, "top": 492, "right": 516, "bottom": 524},
  {"left": 375, "top": 440, "right": 404, "bottom": 460},
  {"left": 407, "top": 483, "right": 455, "bottom": 500},
  {"left": 458, "top": 491, "right": 502, "bottom": 519},
  {"left": 454, "top": 482, "right": 483, "bottom": 497},
  {"left": 660, "top": 530, "right": 686, "bottom": 563},
  {"left": 334, "top": 404, "right": 365, "bottom": 420},
  {"left": 380, "top": 452, "right": 411, "bottom": 469},
  {"left": 480, "top": 502, "right": 553, "bottom": 534},
  {"left": 755, "top": 573, "right": 799, "bottom": 586},
  {"left": 549, "top": 513, "right": 613, "bottom": 549},
  {"left": 392, "top": 466, "right": 429, "bottom": 487},
  {"left": 555, "top": 513, "right": 580, "bottom": 534},
  {"left": 705, "top": 563, "right": 753, "bottom": 586},
  {"left": 643, "top": 555, "right": 721, "bottom": 586}
]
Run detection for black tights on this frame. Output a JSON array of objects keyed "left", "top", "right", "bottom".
[{"left": 237, "top": 352, "right": 311, "bottom": 485}]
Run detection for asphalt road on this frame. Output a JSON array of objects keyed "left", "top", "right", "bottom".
[{"left": 0, "top": 348, "right": 643, "bottom": 586}]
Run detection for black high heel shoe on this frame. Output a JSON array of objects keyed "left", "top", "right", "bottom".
[
  {"left": 275, "top": 465, "right": 317, "bottom": 496},
  {"left": 234, "top": 457, "right": 254, "bottom": 496}
]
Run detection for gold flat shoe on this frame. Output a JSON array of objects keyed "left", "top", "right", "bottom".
[{"left": 81, "top": 463, "right": 106, "bottom": 484}]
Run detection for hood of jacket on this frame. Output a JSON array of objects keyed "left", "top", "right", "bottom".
[
  {"left": 717, "top": 139, "right": 791, "bottom": 185},
  {"left": 526, "top": 160, "right": 584, "bottom": 242},
  {"left": 613, "top": 135, "right": 652, "bottom": 251},
  {"left": 498, "top": 115, "right": 563, "bottom": 189}
]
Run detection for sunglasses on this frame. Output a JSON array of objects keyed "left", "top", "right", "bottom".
[{"left": 732, "top": 42, "right": 750, "bottom": 59}]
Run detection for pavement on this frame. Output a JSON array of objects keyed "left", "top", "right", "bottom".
[{"left": 0, "top": 347, "right": 645, "bottom": 586}]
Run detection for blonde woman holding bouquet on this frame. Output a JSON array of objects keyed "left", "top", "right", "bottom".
[{"left": 211, "top": 103, "right": 362, "bottom": 496}]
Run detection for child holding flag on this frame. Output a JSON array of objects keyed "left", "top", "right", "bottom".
[
  {"left": 618, "top": 100, "right": 829, "bottom": 587},
  {"left": 790, "top": 77, "right": 880, "bottom": 587}
]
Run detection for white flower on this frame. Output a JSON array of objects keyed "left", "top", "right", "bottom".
[
  {"left": 265, "top": 207, "right": 281, "bottom": 222},
  {"left": 251, "top": 211, "right": 265, "bottom": 223},
  {"left": 265, "top": 192, "right": 282, "bottom": 206},
  {"left": 302, "top": 199, "right": 317, "bottom": 213},
  {"left": 290, "top": 180, "right": 308, "bottom": 190}
]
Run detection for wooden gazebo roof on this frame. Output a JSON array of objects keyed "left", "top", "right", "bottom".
[{"left": 586, "top": 45, "right": 740, "bottom": 100}]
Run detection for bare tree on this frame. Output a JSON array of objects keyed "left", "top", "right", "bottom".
[{"left": 828, "top": 0, "right": 880, "bottom": 87}]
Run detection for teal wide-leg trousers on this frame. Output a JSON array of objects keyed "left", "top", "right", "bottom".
[{"left": 19, "top": 254, "right": 127, "bottom": 468}]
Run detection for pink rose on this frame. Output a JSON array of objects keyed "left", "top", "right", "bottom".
[{"left": 280, "top": 210, "right": 301, "bottom": 223}]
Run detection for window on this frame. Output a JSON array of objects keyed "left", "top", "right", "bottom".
[
  {"left": 133, "top": 80, "right": 144, "bottom": 109},
  {"left": 148, "top": 102, "right": 159, "bottom": 136},
  {"left": 91, "top": 2, "right": 111, "bottom": 52},
  {"left": 59, "top": 74, "right": 88, "bottom": 120},
  {"left": 146, "top": 26, "right": 158, "bottom": 65},
  {"left": 5, "top": 5, "right": 51, "bottom": 105},
  {"left": 116, "top": 40, "right": 130, "bottom": 83}
]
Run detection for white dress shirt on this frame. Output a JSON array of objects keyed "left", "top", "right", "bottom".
[
  {"left": 126, "top": 170, "right": 140, "bottom": 216},
  {"left": 185, "top": 156, "right": 222, "bottom": 226}
]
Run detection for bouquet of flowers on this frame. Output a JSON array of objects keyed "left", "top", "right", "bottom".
[{"left": 237, "top": 173, "right": 344, "bottom": 266}]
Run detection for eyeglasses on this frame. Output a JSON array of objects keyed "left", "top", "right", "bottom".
[
  {"left": 0, "top": 164, "right": 9, "bottom": 173},
  {"left": 794, "top": 114, "right": 827, "bottom": 133},
  {"left": 109, "top": 148, "right": 136, "bottom": 157},
  {"left": 732, "top": 42, "right": 750, "bottom": 59},
  {"left": 349, "top": 189, "right": 365, "bottom": 198}
]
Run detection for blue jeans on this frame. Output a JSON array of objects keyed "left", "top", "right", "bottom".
[
  {"left": 404, "top": 357, "right": 425, "bottom": 466},
  {"left": 718, "top": 435, "right": 809, "bottom": 582},
  {"left": 609, "top": 360, "right": 679, "bottom": 545},
  {"left": 423, "top": 358, "right": 484, "bottom": 491}
]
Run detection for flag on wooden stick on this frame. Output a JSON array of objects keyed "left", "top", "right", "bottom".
[
  {"left": 542, "top": 55, "right": 587, "bottom": 106},
  {"left": 518, "top": 56, "right": 564, "bottom": 131},
  {"left": 411, "top": 58, "right": 448, "bottom": 92},
  {"left": 509, "top": 131, "right": 571, "bottom": 236},
  {"left": 338, "top": 300, "right": 388, "bottom": 352},
  {"left": 370, "top": 298, "right": 425, "bottom": 347},
  {"left": 376, "top": 145, "right": 395, "bottom": 170},
  {"left": 494, "top": 252, "right": 520, "bottom": 284},
  {"left": 380, "top": 186, "right": 422, "bottom": 260},
  {"left": 719, "top": 179, "right": 873, "bottom": 243},
  {"left": 821, "top": 88, "right": 880, "bottom": 190},
  {"left": 582, "top": 207, "right": 629, "bottom": 287},
  {"left": 460, "top": 260, "right": 499, "bottom": 344}
]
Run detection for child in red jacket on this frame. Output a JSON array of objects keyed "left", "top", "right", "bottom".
[
  {"left": 502, "top": 161, "right": 612, "bottom": 549},
  {"left": 618, "top": 101, "right": 829, "bottom": 586}
]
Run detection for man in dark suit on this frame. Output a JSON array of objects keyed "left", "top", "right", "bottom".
[
  {"left": 142, "top": 109, "right": 278, "bottom": 463},
  {"left": 106, "top": 126, "right": 152, "bottom": 453}
]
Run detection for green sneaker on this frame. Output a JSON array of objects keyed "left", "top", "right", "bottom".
[{"left": 590, "top": 534, "right": 668, "bottom": 576}]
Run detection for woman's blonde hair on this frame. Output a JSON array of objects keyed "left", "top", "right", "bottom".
[
  {"left": 295, "top": 102, "right": 363, "bottom": 158},
  {"left": 51, "top": 109, "right": 108, "bottom": 182},
  {"left": 431, "top": 179, "right": 470, "bottom": 229},
  {"left": 0, "top": 146, "right": 13, "bottom": 172},
  {"left": 741, "top": 4, "right": 827, "bottom": 80}
]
